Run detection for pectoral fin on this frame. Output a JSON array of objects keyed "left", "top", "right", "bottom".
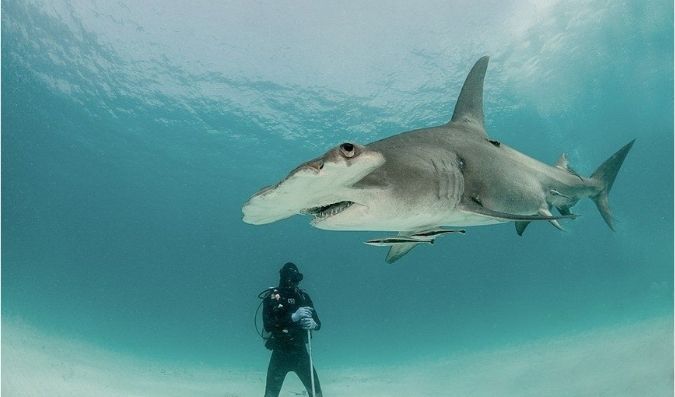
[{"left": 463, "top": 197, "right": 577, "bottom": 222}]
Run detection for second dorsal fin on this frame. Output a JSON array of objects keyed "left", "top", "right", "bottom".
[{"left": 555, "top": 153, "right": 584, "bottom": 180}]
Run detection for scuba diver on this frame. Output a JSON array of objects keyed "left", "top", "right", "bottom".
[{"left": 261, "top": 262, "right": 323, "bottom": 397}]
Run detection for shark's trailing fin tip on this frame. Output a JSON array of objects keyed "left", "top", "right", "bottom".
[{"left": 450, "top": 56, "right": 489, "bottom": 132}]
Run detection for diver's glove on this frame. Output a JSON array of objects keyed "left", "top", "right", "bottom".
[
  {"left": 300, "top": 317, "right": 318, "bottom": 330},
  {"left": 291, "top": 306, "right": 313, "bottom": 322}
]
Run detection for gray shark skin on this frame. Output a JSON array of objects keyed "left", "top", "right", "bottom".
[{"left": 242, "top": 56, "right": 634, "bottom": 263}]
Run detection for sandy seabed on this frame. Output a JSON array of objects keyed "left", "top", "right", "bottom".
[{"left": 2, "top": 316, "right": 672, "bottom": 397}]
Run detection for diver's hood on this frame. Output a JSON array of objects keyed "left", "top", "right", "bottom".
[{"left": 279, "top": 262, "right": 303, "bottom": 285}]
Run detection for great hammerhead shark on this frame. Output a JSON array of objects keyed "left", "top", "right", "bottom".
[{"left": 242, "top": 56, "right": 634, "bottom": 263}]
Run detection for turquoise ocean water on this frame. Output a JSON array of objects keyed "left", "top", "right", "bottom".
[{"left": 2, "top": 0, "right": 673, "bottom": 395}]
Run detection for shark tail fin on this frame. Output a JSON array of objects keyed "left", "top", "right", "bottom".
[{"left": 589, "top": 139, "right": 635, "bottom": 231}]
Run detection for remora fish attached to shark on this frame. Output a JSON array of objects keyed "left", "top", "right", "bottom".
[{"left": 242, "top": 56, "right": 634, "bottom": 263}]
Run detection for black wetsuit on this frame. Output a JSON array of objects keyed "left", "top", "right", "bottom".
[{"left": 263, "top": 286, "right": 322, "bottom": 397}]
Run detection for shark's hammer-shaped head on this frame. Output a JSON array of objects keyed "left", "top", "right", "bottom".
[{"left": 242, "top": 142, "right": 385, "bottom": 226}]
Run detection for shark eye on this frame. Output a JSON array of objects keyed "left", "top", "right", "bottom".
[{"left": 340, "top": 143, "right": 355, "bottom": 158}]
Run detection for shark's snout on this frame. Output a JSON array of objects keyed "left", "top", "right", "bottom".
[{"left": 242, "top": 142, "right": 384, "bottom": 226}]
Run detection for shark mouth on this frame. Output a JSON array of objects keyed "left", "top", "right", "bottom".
[{"left": 302, "top": 201, "right": 355, "bottom": 220}]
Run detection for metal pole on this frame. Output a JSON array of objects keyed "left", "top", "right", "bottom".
[{"left": 307, "top": 329, "right": 316, "bottom": 397}]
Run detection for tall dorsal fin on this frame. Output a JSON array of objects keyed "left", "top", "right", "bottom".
[{"left": 449, "top": 56, "right": 489, "bottom": 133}]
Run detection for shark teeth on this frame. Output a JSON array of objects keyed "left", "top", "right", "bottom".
[{"left": 303, "top": 201, "right": 354, "bottom": 220}]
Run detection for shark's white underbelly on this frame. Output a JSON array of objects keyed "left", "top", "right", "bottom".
[{"left": 313, "top": 208, "right": 505, "bottom": 231}]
